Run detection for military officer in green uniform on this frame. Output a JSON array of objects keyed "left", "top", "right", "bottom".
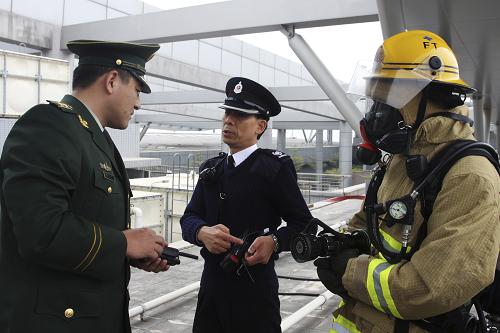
[{"left": 0, "top": 40, "right": 169, "bottom": 333}]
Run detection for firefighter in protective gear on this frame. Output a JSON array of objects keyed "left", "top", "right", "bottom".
[{"left": 316, "top": 30, "right": 500, "bottom": 332}]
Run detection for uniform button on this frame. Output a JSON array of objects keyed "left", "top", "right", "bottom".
[
  {"left": 64, "top": 308, "right": 74, "bottom": 318},
  {"left": 107, "top": 186, "right": 112, "bottom": 194}
]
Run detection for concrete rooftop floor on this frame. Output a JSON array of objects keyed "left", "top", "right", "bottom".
[{"left": 128, "top": 198, "right": 362, "bottom": 333}]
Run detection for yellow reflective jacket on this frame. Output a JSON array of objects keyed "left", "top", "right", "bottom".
[{"left": 335, "top": 103, "right": 500, "bottom": 332}]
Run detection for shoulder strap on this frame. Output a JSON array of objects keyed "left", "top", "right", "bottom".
[
  {"left": 199, "top": 152, "right": 227, "bottom": 172},
  {"left": 426, "top": 112, "right": 474, "bottom": 127},
  {"left": 258, "top": 148, "right": 291, "bottom": 162},
  {"left": 46, "top": 100, "right": 76, "bottom": 113},
  {"left": 418, "top": 140, "right": 499, "bottom": 221}
]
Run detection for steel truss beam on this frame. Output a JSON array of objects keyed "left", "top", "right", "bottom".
[{"left": 61, "top": 0, "right": 378, "bottom": 46}]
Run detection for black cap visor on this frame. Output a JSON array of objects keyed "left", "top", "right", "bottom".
[
  {"left": 219, "top": 98, "right": 267, "bottom": 115},
  {"left": 128, "top": 70, "right": 151, "bottom": 94}
]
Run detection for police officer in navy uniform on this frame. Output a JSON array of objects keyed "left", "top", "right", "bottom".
[
  {"left": 181, "top": 77, "right": 313, "bottom": 333},
  {"left": 0, "top": 41, "right": 169, "bottom": 333}
]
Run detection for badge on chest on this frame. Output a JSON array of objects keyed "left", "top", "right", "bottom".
[{"left": 100, "top": 162, "right": 114, "bottom": 181}]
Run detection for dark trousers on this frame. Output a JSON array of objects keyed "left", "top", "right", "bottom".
[{"left": 193, "top": 266, "right": 281, "bottom": 333}]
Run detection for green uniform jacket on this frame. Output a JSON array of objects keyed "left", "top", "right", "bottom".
[
  {"left": 333, "top": 103, "right": 500, "bottom": 332},
  {"left": 0, "top": 95, "right": 132, "bottom": 333}
]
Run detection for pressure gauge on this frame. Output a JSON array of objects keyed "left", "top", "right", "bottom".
[{"left": 388, "top": 201, "right": 407, "bottom": 220}]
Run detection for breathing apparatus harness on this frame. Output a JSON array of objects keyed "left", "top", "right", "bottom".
[
  {"left": 359, "top": 84, "right": 476, "bottom": 263},
  {"left": 364, "top": 139, "right": 498, "bottom": 264},
  {"left": 358, "top": 86, "right": 500, "bottom": 332}
]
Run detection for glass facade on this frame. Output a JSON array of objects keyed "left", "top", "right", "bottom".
[{"left": 2, "top": 0, "right": 316, "bottom": 91}]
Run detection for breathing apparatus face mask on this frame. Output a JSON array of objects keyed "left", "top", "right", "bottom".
[
  {"left": 348, "top": 61, "right": 434, "bottom": 165},
  {"left": 356, "top": 101, "right": 407, "bottom": 165}
]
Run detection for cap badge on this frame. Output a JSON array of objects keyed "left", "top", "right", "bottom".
[
  {"left": 78, "top": 114, "right": 89, "bottom": 129},
  {"left": 234, "top": 81, "right": 243, "bottom": 94},
  {"left": 115, "top": 59, "right": 122, "bottom": 66}
]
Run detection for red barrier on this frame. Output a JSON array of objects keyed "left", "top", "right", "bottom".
[{"left": 323, "top": 195, "right": 365, "bottom": 203}]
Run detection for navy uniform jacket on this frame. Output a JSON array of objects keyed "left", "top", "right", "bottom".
[
  {"left": 0, "top": 95, "right": 132, "bottom": 333},
  {"left": 181, "top": 148, "right": 312, "bottom": 285}
]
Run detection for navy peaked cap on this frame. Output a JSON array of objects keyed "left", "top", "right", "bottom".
[{"left": 220, "top": 77, "right": 281, "bottom": 117}]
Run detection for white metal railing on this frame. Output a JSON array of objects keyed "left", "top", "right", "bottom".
[
  {"left": 281, "top": 290, "right": 334, "bottom": 331},
  {"left": 129, "top": 282, "right": 201, "bottom": 320},
  {"left": 297, "top": 172, "right": 351, "bottom": 190},
  {"left": 297, "top": 172, "right": 352, "bottom": 203},
  {"left": 129, "top": 241, "right": 198, "bottom": 320}
]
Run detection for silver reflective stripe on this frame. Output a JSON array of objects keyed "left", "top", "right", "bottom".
[
  {"left": 332, "top": 323, "right": 352, "bottom": 333},
  {"left": 373, "top": 262, "right": 391, "bottom": 313},
  {"left": 382, "top": 237, "right": 399, "bottom": 253}
]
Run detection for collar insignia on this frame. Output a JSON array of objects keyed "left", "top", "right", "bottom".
[{"left": 78, "top": 114, "right": 89, "bottom": 129}]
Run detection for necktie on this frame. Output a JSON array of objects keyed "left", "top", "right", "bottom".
[{"left": 227, "top": 155, "right": 235, "bottom": 170}]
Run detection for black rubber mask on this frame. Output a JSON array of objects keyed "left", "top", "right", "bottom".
[{"left": 364, "top": 101, "right": 410, "bottom": 155}]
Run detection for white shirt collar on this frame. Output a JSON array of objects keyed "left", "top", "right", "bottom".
[
  {"left": 87, "top": 107, "right": 105, "bottom": 132},
  {"left": 73, "top": 96, "right": 104, "bottom": 132},
  {"left": 229, "top": 144, "right": 258, "bottom": 167}
]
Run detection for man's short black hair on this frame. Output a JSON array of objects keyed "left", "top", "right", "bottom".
[{"left": 72, "top": 65, "right": 132, "bottom": 91}]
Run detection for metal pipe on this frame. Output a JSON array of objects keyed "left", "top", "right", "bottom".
[
  {"left": 281, "top": 290, "right": 334, "bottom": 331},
  {"left": 281, "top": 25, "right": 362, "bottom": 137},
  {"left": 302, "top": 129, "right": 309, "bottom": 143},
  {"left": 130, "top": 206, "right": 143, "bottom": 228},
  {"left": 129, "top": 281, "right": 201, "bottom": 319},
  {"left": 139, "top": 122, "right": 151, "bottom": 141},
  {"left": 186, "top": 153, "right": 195, "bottom": 201}
]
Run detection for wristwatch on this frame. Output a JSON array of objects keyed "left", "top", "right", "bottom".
[{"left": 270, "top": 233, "right": 280, "bottom": 253}]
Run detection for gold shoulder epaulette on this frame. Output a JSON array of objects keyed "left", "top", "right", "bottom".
[{"left": 47, "top": 100, "right": 73, "bottom": 111}]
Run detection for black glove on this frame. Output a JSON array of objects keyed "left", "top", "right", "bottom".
[{"left": 314, "top": 249, "right": 359, "bottom": 298}]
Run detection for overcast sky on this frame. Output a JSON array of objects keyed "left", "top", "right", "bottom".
[{"left": 141, "top": 0, "right": 383, "bottom": 83}]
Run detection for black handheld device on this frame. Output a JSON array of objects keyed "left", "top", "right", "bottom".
[
  {"left": 220, "top": 231, "right": 261, "bottom": 274},
  {"left": 160, "top": 246, "right": 199, "bottom": 266}
]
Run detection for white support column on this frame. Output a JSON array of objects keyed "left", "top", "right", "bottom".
[
  {"left": 483, "top": 103, "right": 491, "bottom": 144},
  {"left": 327, "top": 130, "right": 333, "bottom": 145},
  {"left": 472, "top": 96, "right": 485, "bottom": 142},
  {"left": 277, "top": 129, "right": 287, "bottom": 152},
  {"left": 496, "top": 123, "right": 500, "bottom": 151},
  {"left": 339, "top": 121, "right": 353, "bottom": 187},
  {"left": 376, "top": 0, "right": 406, "bottom": 38},
  {"left": 315, "top": 129, "right": 324, "bottom": 175}
]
